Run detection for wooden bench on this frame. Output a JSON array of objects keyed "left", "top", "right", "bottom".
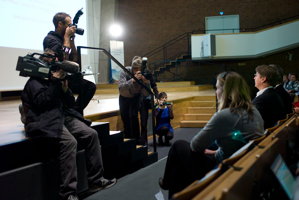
[
  {"left": 172, "top": 114, "right": 298, "bottom": 200},
  {"left": 172, "top": 134, "right": 267, "bottom": 200},
  {"left": 191, "top": 114, "right": 298, "bottom": 200}
]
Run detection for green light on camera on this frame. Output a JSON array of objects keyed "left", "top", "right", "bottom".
[{"left": 231, "top": 130, "right": 246, "bottom": 143}]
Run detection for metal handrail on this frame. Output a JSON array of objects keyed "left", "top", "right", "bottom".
[{"left": 143, "top": 14, "right": 299, "bottom": 77}]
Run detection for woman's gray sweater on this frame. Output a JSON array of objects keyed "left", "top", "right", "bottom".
[{"left": 190, "top": 107, "right": 264, "bottom": 162}]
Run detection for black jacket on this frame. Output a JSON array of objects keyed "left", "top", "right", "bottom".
[
  {"left": 21, "top": 77, "right": 89, "bottom": 138},
  {"left": 43, "top": 31, "right": 64, "bottom": 61},
  {"left": 274, "top": 84, "right": 293, "bottom": 114},
  {"left": 253, "top": 88, "right": 286, "bottom": 129}
]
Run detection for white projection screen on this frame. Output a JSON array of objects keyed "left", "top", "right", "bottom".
[{"left": 0, "top": 0, "right": 87, "bottom": 91}]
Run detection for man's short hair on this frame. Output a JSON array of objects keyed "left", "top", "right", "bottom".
[
  {"left": 255, "top": 64, "right": 278, "bottom": 86},
  {"left": 53, "top": 12, "right": 71, "bottom": 28},
  {"left": 269, "top": 64, "right": 284, "bottom": 85}
]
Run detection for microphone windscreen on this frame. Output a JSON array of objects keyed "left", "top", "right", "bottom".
[{"left": 55, "top": 61, "right": 79, "bottom": 73}]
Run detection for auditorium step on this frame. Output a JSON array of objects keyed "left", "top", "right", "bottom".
[
  {"left": 179, "top": 96, "right": 216, "bottom": 128},
  {"left": 90, "top": 122, "right": 158, "bottom": 179},
  {"left": 187, "top": 107, "right": 216, "bottom": 114},
  {"left": 180, "top": 120, "right": 208, "bottom": 128},
  {"left": 94, "top": 81, "right": 208, "bottom": 95},
  {"left": 0, "top": 121, "right": 158, "bottom": 200},
  {"left": 189, "top": 100, "right": 216, "bottom": 107},
  {"left": 183, "top": 113, "right": 214, "bottom": 120}
]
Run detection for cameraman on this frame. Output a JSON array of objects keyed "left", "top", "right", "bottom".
[
  {"left": 43, "top": 12, "right": 96, "bottom": 115},
  {"left": 21, "top": 50, "right": 116, "bottom": 200},
  {"left": 137, "top": 56, "right": 159, "bottom": 146}
]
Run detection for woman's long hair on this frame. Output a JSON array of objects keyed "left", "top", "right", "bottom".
[{"left": 217, "top": 71, "right": 253, "bottom": 115}]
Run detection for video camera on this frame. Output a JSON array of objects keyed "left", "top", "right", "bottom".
[
  {"left": 70, "top": 8, "right": 84, "bottom": 35},
  {"left": 16, "top": 53, "right": 79, "bottom": 80},
  {"left": 141, "top": 57, "right": 152, "bottom": 80}
]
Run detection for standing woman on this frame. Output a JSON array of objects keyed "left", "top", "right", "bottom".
[{"left": 159, "top": 71, "right": 264, "bottom": 198}]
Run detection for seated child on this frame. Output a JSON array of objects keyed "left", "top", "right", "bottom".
[{"left": 154, "top": 92, "right": 174, "bottom": 146}]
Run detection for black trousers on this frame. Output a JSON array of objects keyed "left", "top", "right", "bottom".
[
  {"left": 68, "top": 75, "right": 96, "bottom": 115},
  {"left": 119, "top": 95, "right": 140, "bottom": 140},
  {"left": 139, "top": 97, "right": 151, "bottom": 145},
  {"left": 156, "top": 127, "right": 174, "bottom": 143},
  {"left": 58, "top": 116, "right": 104, "bottom": 199},
  {"left": 162, "top": 140, "right": 216, "bottom": 198}
]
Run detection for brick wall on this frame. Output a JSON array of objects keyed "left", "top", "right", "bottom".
[{"left": 116, "top": 0, "right": 299, "bottom": 84}]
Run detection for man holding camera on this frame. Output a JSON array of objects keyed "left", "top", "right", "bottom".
[
  {"left": 43, "top": 12, "right": 95, "bottom": 115},
  {"left": 118, "top": 56, "right": 158, "bottom": 145},
  {"left": 139, "top": 57, "right": 159, "bottom": 145},
  {"left": 21, "top": 50, "right": 116, "bottom": 200}
]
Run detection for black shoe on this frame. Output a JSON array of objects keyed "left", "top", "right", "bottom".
[
  {"left": 89, "top": 178, "right": 117, "bottom": 193},
  {"left": 164, "top": 141, "right": 172, "bottom": 146},
  {"left": 66, "top": 194, "right": 79, "bottom": 200},
  {"left": 159, "top": 177, "right": 168, "bottom": 190},
  {"left": 18, "top": 104, "right": 26, "bottom": 124},
  {"left": 158, "top": 137, "right": 164, "bottom": 146}
]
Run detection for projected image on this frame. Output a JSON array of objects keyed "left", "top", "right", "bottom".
[{"left": 0, "top": 0, "right": 87, "bottom": 50}]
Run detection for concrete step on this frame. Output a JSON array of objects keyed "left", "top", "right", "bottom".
[
  {"left": 91, "top": 122, "right": 110, "bottom": 136},
  {"left": 187, "top": 107, "right": 216, "bottom": 114},
  {"left": 184, "top": 113, "right": 214, "bottom": 120},
  {"left": 192, "top": 96, "right": 216, "bottom": 101},
  {"left": 96, "top": 84, "right": 118, "bottom": 89},
  {"left": 131, "top": 145, "right": 148, "bottom": 162},
  {"left": 95, "top": 89, "right": 119, "bottom": 94},
  {"left": 156, "top": 81, "right": 195, "bottom": 87},
  {"left": 143, "top": 151, "right": 158, "bottom": 167},
  {"left": 190, "top": 101, "right": 216, "bottom": 107},
  {"left": 180, "top": 120, "right": 208, "bottom": 128},
  {"left": 161, "top": 86, "right": 204, "bottom": 92}
]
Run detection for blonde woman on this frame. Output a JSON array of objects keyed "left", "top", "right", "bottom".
[{"left": 159, "top": 71, "right": 264, "bottom": 198}]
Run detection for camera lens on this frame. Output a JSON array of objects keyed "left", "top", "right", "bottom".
[{"left": 76, "top": 28, "right": 84, "bottom": 35}]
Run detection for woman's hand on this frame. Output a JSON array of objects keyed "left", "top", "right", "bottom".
[{"left": 204, "top": 149, "right": 216, "bottom": 155}]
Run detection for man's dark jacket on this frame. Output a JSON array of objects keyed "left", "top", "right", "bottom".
[
  {"left": 21, "top": 77, "right": 89, "bottom": 138},
  {"left": 43, "top": 31, "right": 64, "bottom": 61},
  {"left": 253, "top": 88, "right": 286, "bottom": 129},
  {"left": 274, "top": 84, "right": 293, "bottom": 114}
]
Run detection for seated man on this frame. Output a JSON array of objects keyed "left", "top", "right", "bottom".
[
  {"left": 253, "top": 64, "right": 286, "bottom": 129},
  {"left": 21, "top": 54, "right": 116, "bottom": 200},
  {"left": 270, "top": 64, "right": 293, "bottom": 115},
  {"left": 285, "top": 73, "right": 299, "bottom": 96}
]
